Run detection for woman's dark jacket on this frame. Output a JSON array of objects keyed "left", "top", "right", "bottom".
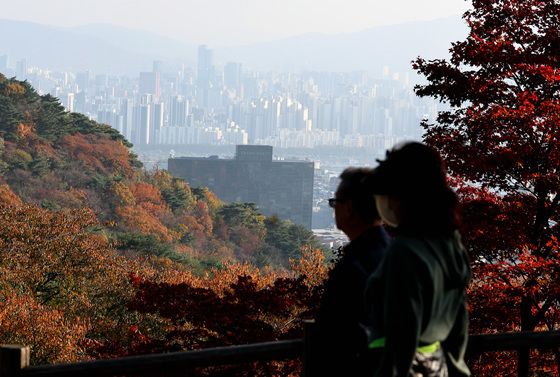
[
  {"left": 310, "top": 225, "right": 389, "bottom": 376},
  {"left": 365, "top": 230, "right": 471, "bottom": 377}
]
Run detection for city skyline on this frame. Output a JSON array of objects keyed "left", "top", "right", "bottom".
[
  {"left": 0, "top": 43, "right": 441, "bottom": 230},
  {"left": 3, "top": 0, "right": 471, "bottom": 45},
  {"left": 0, "top": 3, "right": 463, "bottom": 231},
  {"left": 1, "top": 49, "right": 435, "bottom": 150}
]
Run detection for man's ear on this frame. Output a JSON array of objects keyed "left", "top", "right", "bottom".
[{"left": 344, "top": 198, "right": 354, "bottom": 215}]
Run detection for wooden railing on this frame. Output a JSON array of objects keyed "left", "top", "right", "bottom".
[
  {"left": 0, "top": 340, "right": 304, "bottom": 377},
  {"left": 1, "top": 325, "right": 559, "bottom": 377}
]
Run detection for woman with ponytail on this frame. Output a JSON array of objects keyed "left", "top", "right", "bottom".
[{"left": 365, "top": 142, "right": 471, "bottom": 377}]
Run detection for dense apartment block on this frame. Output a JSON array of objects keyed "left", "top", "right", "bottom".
[{"left": 168, "top": 145, "right": 314, "bottom": 228}]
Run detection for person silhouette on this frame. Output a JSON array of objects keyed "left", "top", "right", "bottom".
[
  {"left": 310, "top": 167, "right": 390, "bottom": 376},
  {"left": 365, "top": 142, "right": 471, "bottom": 377}
]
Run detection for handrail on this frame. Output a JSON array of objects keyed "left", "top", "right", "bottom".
[
  {"left": 1, "top": 330, "right": 559, "bottom": 377},
  {"left": 467, "top": 330, "right": 560, "bottom": 353},
  {"left": 16, "top": 340, "right": 302, "bottom": 377}
]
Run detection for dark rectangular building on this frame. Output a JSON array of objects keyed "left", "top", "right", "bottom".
[{"left": 168, "top": 145, "right": 314, "bottom": 228}]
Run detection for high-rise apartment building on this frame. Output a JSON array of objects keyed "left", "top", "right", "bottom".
[
  {"left": 169, "top": 95, "right": 189, "bottom": 127},
  {"left": 132, "top": 104, "right": 151, "bottom": 145},
  {"left": 139, "top": 72, "right": 161, "bottom": 99},
  {"left": 98, "top": 108, "right": 118, "bottom": 128},
  {"left": 120, "top": 99, "right": 133, "bottom": 141},
  {"left": 75, "top": 91, "right": 86, "bottom": 113},
  {"left": 0, "top": 55, "right": 8, "bottom": 73},
  {"left": 16, "top": 59, "right": 27, "bottom": 80},
  {"left": 168, "top": 145, "right": 314, "bottom": 228},
  {"left": 65, "top": 93, "right": 75, "bottom": 112},
  {"left": 151, "top": 102, "right": 164, "bottom": 144},
  {"left": 95, "top": 74, "right": 108, "bottom": 88}
]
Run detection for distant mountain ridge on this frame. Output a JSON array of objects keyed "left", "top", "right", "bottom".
[
  {"left": 70, "top": 23, "right": 195, "bottom": 57},
  {"left": 0, "top": 17, "right": 467, "bottom": 75},
  {"left": 218, "top": 16, "right": 468, "bottom": 75},
  {"left": 0, "top": 19, "right": 194, "bottom": 74}
]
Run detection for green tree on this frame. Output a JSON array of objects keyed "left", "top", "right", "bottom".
[
  {"left": 0, "top": 94, "right": 23, "bottom": 140},
  {"left": 29, "top": 153, "right": 51, "bottom": 177},
  {"left": 264, "top": 215, "right": 320, "bottom": 261},
  {"left": 161, "top": 179, "right": 193, "bottom": 213},
  {"left": 217, "top": 202, "right": 266, "bottom": 229},
  {"left": 35, "top": 94, "right": 69, "bottom": 140}
]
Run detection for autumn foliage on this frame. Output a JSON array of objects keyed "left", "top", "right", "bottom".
[
  {"left": 0, "top": 187, "right": 130, "bottom": 364},
  {"left": 0, "top": 74, "right": 327, "bottom": 373},
  {"left": 414, "top": 0, "right": 559, "bottom": 374},
  {"left": 4, "top": 1, "right": 557, "bottom": 372},
  {"left": 0, "top": 187, "right": 327, "bottom": 371}
]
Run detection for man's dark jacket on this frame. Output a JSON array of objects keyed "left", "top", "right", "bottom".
[{"left": 310, "top": 225, "right": 389, "bottom": 376}]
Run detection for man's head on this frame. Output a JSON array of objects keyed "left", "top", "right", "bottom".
[{"left": 331, "top": 167, "right": 381, "bottom": 238}]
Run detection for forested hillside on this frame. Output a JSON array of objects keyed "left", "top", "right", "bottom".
[
  {"left": 0, "top": 75, "right": 327, "bottom": 373},
  {"left": 0, "top": 74, "right": 320, "bottom": 270}
]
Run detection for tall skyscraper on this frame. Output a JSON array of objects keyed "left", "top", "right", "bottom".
[
  {"left": 16, "top": 59, "right": 27, "bottom": 80},
  {"left": 152, "top": 60, "right": 164, "bottom": 74},
  {"left": 139, "top": 72, "right": 161, "bottom": 99},
  {"left": 224, "top": 62, "right": 242, "bottom": 92},
  {"left": 197, "top": 45, "right": 214, "bottom": 107},
  {"left": 76, "top": 71, "right": 90, "bottom": 93},
  {"left": 197, "top": 45, "right": 214, "bottom": 87}
]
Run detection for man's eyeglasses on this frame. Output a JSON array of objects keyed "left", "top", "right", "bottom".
[{"left": 328, "top": 198, "right": 345, "bottom": 208}]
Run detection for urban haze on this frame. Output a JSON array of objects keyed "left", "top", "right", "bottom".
[{"left": 0, "top": 1, "right": 469, "bottom": 232}]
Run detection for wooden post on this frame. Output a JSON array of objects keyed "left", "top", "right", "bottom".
[
  {"left": 517, "top": 346, "right": 529, "bottom": 377},
  {"left": 0, "top": 345, "right": 30, "bottom": 377},
  {"left": 302, "top": 319, "right": 315, "bottom": 377}
]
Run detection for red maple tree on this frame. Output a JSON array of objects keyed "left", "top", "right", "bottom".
[
  {"left": 413, "top": 0, "right": 559, "bottom": 375},
  {"left": 93, "top": 248, "right": 329, "bottom": 376}
]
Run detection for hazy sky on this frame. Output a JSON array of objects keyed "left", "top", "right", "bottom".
[{"left": 2, "top": 0, "right": 471, "bottom": 45}]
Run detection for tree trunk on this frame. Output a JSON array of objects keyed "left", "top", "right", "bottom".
[{"left": 519, "top": 296, "right": 534, "bottom": 377}]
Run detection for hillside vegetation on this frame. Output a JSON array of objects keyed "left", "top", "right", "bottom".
[
  {"left": 0, "top": 74, "right": 320, "bottom": 270},
  {"left": 0, "top": 75, "right": 327, "bottom": 373}
]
